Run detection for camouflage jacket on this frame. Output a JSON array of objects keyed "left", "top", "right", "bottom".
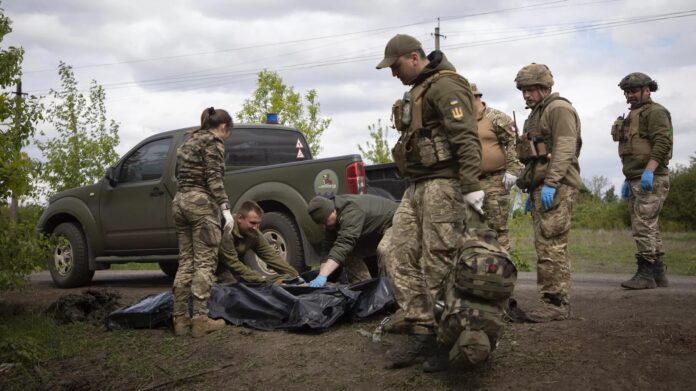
[
  {"left": 175, "top": 129, "right": 230, "bottom": 208},
  {"left": 481, "top": 103, "right": 522, "bottom": 176}
]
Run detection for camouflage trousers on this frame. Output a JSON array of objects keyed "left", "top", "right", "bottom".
[
  {"left": 479, "top": 172, "right": 512, "bottom": 252},
  {"left": 531, "top": 183, "right": 578, "bottom": 305},
  {"left": 378, "top": 178, "right": 466, "bottom": 333},
  {"left": 628, "top": 175, "right": 669, "bottom": 262},
  {"left": 343, "top": 255, "right": 372, "bottom": 283},
  {"left": 172, "top": 190, "right": 222, "bottom": 318}
]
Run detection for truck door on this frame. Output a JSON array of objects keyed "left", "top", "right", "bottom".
[{"left": 100, "top": 137, "right": 174, "bottom": 254}]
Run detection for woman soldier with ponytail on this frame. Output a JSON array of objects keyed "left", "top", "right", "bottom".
[{"left": 172, "top": 107, "right": 234, "bottom": 337}]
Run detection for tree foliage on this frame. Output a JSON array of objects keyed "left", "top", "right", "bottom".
[
  {"left": 37, "top": 62, "right": 120, "bottom": 195},
  {"left": 357, "top": 119, "right": 392, "bottom": 164},
  {"left": 0, "top": 6, "right": 42, "bottom": 202},
  {"left": 236, "top": 70, "right": 330, "bottom": 157},
  {"left": 662, "top": 154, "right": 696, "bottom": 229}
]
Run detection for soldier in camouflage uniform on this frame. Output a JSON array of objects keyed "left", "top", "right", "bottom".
[
  {"left": 471, "top": 83, "right": 522, "bottom": 251},
  {"left": 514, "top": 64, "right": 582, "bottom": 323},
  {"left": 172, "top": 107, "right": 234, "bottom": 338},
  {"left": 375, "top": 34, "right": 485, "bottom": 372},
  {"left": 613, "top": 73, "right": 673, "bottom": 290}
]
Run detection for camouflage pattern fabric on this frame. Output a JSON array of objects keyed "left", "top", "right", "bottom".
[
  {"left": 172, "top": 190, "right": 222, "bottom": 317},
  {"left": 530, "top": 183, "right": 577, "bottom": 304},
  {"left": 343, "top": 255, "right": 373, "bottom": 283},
  {"left": 176, "top": 129, "right": 230, "bottom": 208},
  {"left": 479, "top": 173, "right": 511, "bottom": 252},
  {"left": 628, "top": 175, "right": 670, "bottom": 262},
  {"left": 484, "top": 105, "right": 522, "bottom": 177},
  {"left": 437, "top": 229, "right": 517, "bottom": 365},
  {"left": 378, "top": 178, "right": 466, "bottom": 332}
]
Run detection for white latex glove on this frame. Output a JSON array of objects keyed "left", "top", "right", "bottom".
[
  {"left": 222, "top": 209, "right": 234, "bottom": 231},
  {"left": 502, "top": 172, "right": 517, "bottom": 192},
  {"left": 463, "top": 190, "right": 485, "bottom": 215}
]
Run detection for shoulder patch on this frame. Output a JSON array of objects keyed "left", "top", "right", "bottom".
[{"left": 450, "top": 98, "right": 460, "bottom": 106}]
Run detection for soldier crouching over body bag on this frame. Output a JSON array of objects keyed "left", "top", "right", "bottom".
[{"left": 431, "top": 229, "right": 517, "bottom": 369}]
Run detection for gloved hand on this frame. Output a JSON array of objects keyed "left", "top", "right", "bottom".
[
  {"left": 502, "top": 172, "right": 517, "bottom": 192},
  {"left": 222, "top": 209, "right": 234, "bottom": 231},
  {"left": 641, "top": 169, "right": 654, "bottom": 192},
  {"left": 540, "top": 185, "right": 556, "bottom": 210},
  {"left": 524, "top": 196, "right": 532, "bottom": 214},
  {"left": 463, "top": 190, "right": 485, "bottom": 215},
  {"left": 309, "top": 275, "right": 327, "bottom": 288},
  {"left": 621, "top": 180, "right": 630, "bottom": 201}
]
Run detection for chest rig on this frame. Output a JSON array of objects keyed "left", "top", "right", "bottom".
[
  {"left": 516, "top": 94, "right": 574, "bottom": 164},
  {"left": 611, "top": 104, "right": 652, "bottom": 157},
  {"left": 391, "top": 70, "right": 462, "bottom": 173}
]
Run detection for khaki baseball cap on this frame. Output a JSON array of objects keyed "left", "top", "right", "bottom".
[
  {"left": 376, "top": 34, "right": 422, "bottom": 69},
  {"left": 471, "top": 83, "right": 482, "bottom": 96}
]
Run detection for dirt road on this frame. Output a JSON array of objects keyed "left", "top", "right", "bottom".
[{"left": 2, "top": 271, "right": 696, "bottom": 390}]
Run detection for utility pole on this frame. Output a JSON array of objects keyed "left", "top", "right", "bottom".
[
  {"left": 432, "top": 18, "right": 446, "bottom": 50},
  {"left": 9, "top": 80, "right": 27, "bottom": 224}
]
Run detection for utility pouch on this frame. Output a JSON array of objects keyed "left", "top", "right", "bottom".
[
  {"left": 391, "top": 99, "right": 404, "bottom": 131},
  {"left": 516, "top": 133, "right": 537, "bottom": 164},
  {"left": 417, "top": 128, "right": 437, "bottom": 167},
  {"left": 392, "top": 138, "right": 408, "bottom": 174},
  {"left": 532, "top": 136, "right": 548, "bottom": 157},
  {"left": 611, "top": 116, "right": 624, "bottom": 142},
  {"left": 401, "top": 92, "right": 412, "bottom": 128},
  {"left": 433, "top": 133, "right": 453, "bottom": 162},
  {"left": 516, "top": 165, "right": 533, "bottom": 192}
]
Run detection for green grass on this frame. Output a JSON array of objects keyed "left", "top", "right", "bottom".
[
  {"left": 110, "top": 263, "right": 160, "bottom": 271},
  {"left": 509, "top": 215, "right": 696, "bottom": 275}
]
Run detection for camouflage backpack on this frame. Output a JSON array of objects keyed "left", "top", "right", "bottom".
[{"left": 451, "top": 228, "right": 517, "bottom": 302}]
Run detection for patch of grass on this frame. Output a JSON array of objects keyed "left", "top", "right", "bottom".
[
  {"left": 508, "top": 216, "right": 696, "bottom": 275},
  {"left": 110, "top": 263, "right": 160, "bottom": 271}
]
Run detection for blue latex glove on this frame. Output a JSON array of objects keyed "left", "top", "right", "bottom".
[
  {"left": 641, "top": 169, "right": 654, "bottom": 192},
  {"left": 524, "top": 196, "right": 532, "bottom": 214},
  {"left": 540, "top": 185, "right": 556, "bottom": 210},
  {"left": 309, "top": 275, "right": 327, "bottom": 288},
  {"left": 621, "top": 180, "right": 630, "bottom": 200}
]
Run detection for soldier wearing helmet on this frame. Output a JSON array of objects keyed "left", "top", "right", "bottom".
[
  {"left": 470, "top": 83, "right": 522, "bottom": 252},
  {"left": 612, "top": 72, "right": 673, "bottom": 290},
  {"left": 513, "top": 63, "right": 582, "bottom": 323}
]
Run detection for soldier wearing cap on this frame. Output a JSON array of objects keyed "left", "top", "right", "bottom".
[
  {"left": 514, "top": 63, "right": 582, "bottom": 323},
  {"left": 375, "top": 34, "right": 484, "bottom": 372},
  {"left": 471, "top": 83, "right": 522, "bottom": 251},
  {"left": 306, "top": 194, "right": 397, "bottom": 287},
  {"left": 613, "top": 73, "right": 673, "bottom": 290}
]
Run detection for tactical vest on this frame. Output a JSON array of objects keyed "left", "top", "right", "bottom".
[
  {"left": 516, "top": 94, "right": 582, "bottom": 164},
  {"left": 391, "top": 70, "right": 463, "bottom": 174},
  {"left": 611, "top": 104, "right": 652, "bottom": 157}
]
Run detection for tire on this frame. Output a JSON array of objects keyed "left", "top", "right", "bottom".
[
  {"left": 248, "top": 211, "right": 307, "bottom": 276},
  {"left": 367, "top": 186, "right": 396, "bottom": 201},
  {"left": 158, "top": 262, "right": 178, "bottom": 279},
  {"left": 49, "top": 222, "right": 95, "bottom": 288}
]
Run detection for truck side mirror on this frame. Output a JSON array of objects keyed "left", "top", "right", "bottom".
[{"left": 105, "top": 167, "right": 118, "bottom": 187}]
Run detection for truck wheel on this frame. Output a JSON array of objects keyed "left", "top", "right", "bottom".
[
  {"left": 49, "top": 222, "right": 94, "bottom": 288},
  {"left": 158, "top": 262, "right": 178, "bottom": 279},
  {"left": 250, "top": 211, "right": 308, "bottom": 275}
]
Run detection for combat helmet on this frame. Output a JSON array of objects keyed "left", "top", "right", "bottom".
[
  {"left": 618, "top": 72, "right": 658, "bottom": 92},
  {"left": 515, "top": 63, "right": 554, "bottom": 90}
]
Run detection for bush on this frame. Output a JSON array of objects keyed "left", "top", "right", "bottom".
[
  {"left": 0, "top": 204, "right": 52, "bottom": 291},
  {"left": 571, "top": 192, "right": 630, "bottom": 230}
]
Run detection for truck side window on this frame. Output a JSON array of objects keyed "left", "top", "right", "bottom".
[
  {"left": 119, "top": 138, "right": 172, "bottom": 183},
  {"left": 225, "top": 128, "right": 310, "bottom": 167}
]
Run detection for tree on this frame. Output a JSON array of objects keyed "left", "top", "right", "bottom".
[
  {"left": 604, "top": 185, "right": 617, "bottom": 203},
  {"left": 662, "top": 153, "right": 696, "bottom": 229},
  {"left": 584, "top": 175, "right": 610, "bottom": 200},
  {"left": 357, "top": 119, "right": 392, "bottom": 164},
  {"left": 0, "top": 6, "right": 42, "bottom": 209},
  {"left": 236, "top": 70, "right": 330, "bottom": 156},
  {"left": 37, "top": 62, "right": 120, "bottom": 195}
]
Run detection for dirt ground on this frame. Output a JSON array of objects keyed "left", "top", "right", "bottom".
[{"left": 2, "top": 270, "right": 696, "bottom": 390}]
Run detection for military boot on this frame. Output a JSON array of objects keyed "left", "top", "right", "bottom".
[
  {"left": 526, "top": 294, "right": 571, "bottom": 323},
  {"left": 653, "top": 258, "right": 669, "bottom": 288},
  {"left": 422, "top": 342, "right": 450, "bottom": 373},
  {"left": 191, "top": 315, "right": 226, "bottom": 338},
  {"left": 173, "top": 315, "right": 192, "bottom": 336},
  {"left": 383, "top": 310, "right": 413, "bottom": 335},
  {"left": 384, "top": 333, "right": 435, "bottom": 369},
  {"left": 621, "top": 258, "right": 657, "bottom": 290}
]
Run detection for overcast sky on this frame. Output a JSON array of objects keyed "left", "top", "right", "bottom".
[{"left": 3, "top": 0, "right": 696, "bottom": 196}]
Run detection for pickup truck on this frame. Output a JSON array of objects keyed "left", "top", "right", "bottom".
[{"left": 38, "top": 124, "right": 370, "bottom": 288}]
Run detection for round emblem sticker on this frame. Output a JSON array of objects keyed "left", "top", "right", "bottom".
[{"left": 314, "top": 169, "right": 339, "bottom": 198}]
